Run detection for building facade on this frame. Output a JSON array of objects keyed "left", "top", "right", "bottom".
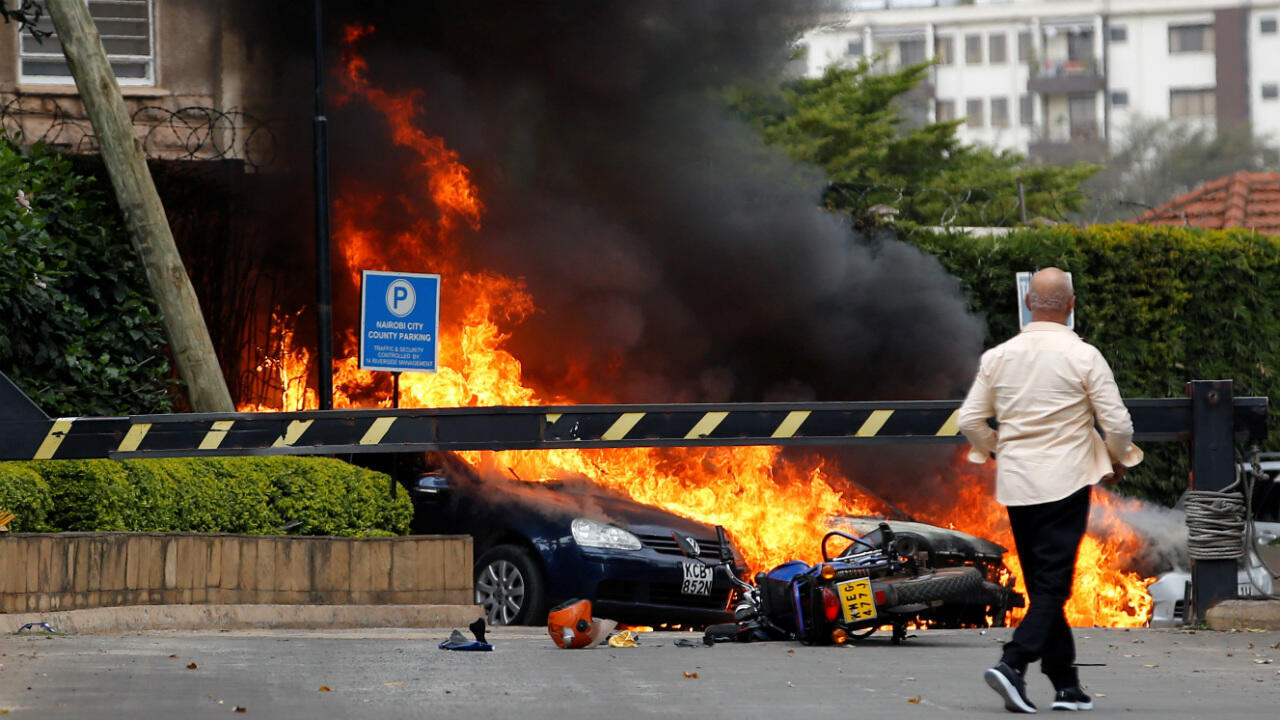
[
  {"left": 804, "top": 0, "right": 1280, "bottom": 161},
  {"left": 0, "top": 0, "right": 276, "bottom": 168}
]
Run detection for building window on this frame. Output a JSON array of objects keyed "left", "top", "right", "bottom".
[
  {"left": 898, "top": 38, "right": 926, "bottom": 67},
  {"left": 936, "top": 99, "right": 956, "bottom": 122},
  {"left": 1169, "top": 24, "right": 1214, "bottom": 53},
  {"left": 1067, "top": 29, "right": 1094, "bottom": 62},
  {"left": 965, "top": 34, "right": 983, "bottom": 64},
  {"left": 1111, "top": 90, "right": 1130, "bottom": 107},
  {"left": 935, "top": 36, "right": 954, "bottom": 65},
  {"left": 1018, "top": 31, "right": 1032, "bottom": 62},
  {"left": 847, "top": 38, "right": 864, "bottom": 56},
  {"left": 1109, "top": 25, "right": 1128, "bottom": 43},
  {"left": 1019, "top": 94, "right": 1034, "bottom": 126},
  {"left": 966, "top": 98, "right": 984, "bottom": 127},
  {"left": 19, "top": 0, "right": 154, "bottom": 85},
  {"left": 1262, "top": 17, "right": 1277, "bottom": 34},
  {"left": 1263, "top": 83, "right": 1279, "bottom": 100},
  {"left": 990, "top": 97, "right": 1009, "bottom": 127},
  {"left": 988, "top": 33, "right": 1007, "bottom": 64},
  {"left": 1170, "top": 88, "right": 1216, "bottom": 117}
]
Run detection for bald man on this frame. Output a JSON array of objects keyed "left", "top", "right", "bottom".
[{"left": 959, "top": 268, "right": 1142, "bottom": 714}]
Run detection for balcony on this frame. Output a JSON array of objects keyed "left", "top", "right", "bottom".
[
  {"left": 1028, "top": 57, "right": 1105, "bottom": 95},
  {"left": 1029, "top": 123, "right": 1106, "bottom": 163}
]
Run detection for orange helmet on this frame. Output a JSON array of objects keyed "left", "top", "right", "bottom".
[{"left": 547, "top": 599, "right": 594, "bottom": 649}]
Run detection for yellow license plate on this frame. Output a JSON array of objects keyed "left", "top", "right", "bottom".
[{"left": 838, "top": 578, "right": 877, "bottom": 623}]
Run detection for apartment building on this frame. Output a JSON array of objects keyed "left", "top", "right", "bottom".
[{"left": 804, "top": 0, "right": 1280, "bottom": 161}]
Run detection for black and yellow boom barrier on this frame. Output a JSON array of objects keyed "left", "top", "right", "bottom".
[{"left": 0, "top": 387, "right": 1267, "bottom": 461}]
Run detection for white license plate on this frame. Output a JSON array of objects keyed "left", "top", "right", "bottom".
[{"left": 681, "top": 562, "right": 713, "bottom": 596}]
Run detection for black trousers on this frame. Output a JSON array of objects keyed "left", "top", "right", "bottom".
[{"left": 1000, "top": 485, "right": 1091, "bottom": 690}]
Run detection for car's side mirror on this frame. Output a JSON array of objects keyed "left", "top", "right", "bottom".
[{"left": 412, "top": 472, "right": 451, "bottom": 498}]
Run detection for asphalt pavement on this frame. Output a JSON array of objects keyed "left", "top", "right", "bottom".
[{"left": 0, "top": 626, "right": 1276, "bottom": 719}]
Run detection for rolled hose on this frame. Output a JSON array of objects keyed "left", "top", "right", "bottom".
[{"left": 875, "top": 566, "right": 984, "bottom": 608}]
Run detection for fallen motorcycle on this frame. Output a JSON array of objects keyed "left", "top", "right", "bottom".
[{"left": 702, "top": 522, "right": 984, "bottom": 645}]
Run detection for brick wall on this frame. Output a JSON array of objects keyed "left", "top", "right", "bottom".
[{"left": 0, "top": 533, "right": 472, "bottom": 613}]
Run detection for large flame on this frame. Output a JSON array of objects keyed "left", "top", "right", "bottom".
[{"left": 240, "top": 25, "right": 1155, "bottom": 627}]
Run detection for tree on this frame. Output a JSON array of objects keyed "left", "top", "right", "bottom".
[
  {"left": 1081, "top": 117, "right": 1280, "bottom": 222},
  {"left": 728, "top": 60, "right": 1098, "bottom": 227},
  {"left": 0, "top": 136, "right": 174, "bottom": 416}
]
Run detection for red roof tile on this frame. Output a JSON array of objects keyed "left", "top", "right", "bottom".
[{"left": 1137, "top": 171, "right": 1280, "bottom": 233}]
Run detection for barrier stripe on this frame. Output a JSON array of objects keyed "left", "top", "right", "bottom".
[
  {"left": 272, "top": 420, "right": 314, "bottom": 447},
  {"left": 117, "top": 423, "right": 152, "bottom": 453},
  {"left": 935, "top": 409, "right": 960, "bottom": 437},
  {"left": 33, "top": 419, "right": 74, "bottom": 460},
  {"left": 685, "top": 411, "right": 728, "bottom": 439},
  {"left": 856, "top": 409, "right": 894, "bottom": 437},
  {"left": 546, "top": 413, "right": 562, "bottom": 424},
  {"left": 359, "top": 417, "right": 397, "bottom": 446},
  {"left": 601, "top": 413, "right": 645, "bottom": 441},
  {"left": 771, "top": 410, "right": 810, "bottom": 438},
  {"left": 199, "top": 420, "right": 235, "bottom": 450}
]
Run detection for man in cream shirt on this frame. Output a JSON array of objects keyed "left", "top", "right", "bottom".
[{"left": 959, "top": 267, "right": 1142, "bottom": 714}]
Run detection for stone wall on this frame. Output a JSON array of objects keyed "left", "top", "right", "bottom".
[{"left": 0, "top": 533, "right": 472, "bottom": 613}]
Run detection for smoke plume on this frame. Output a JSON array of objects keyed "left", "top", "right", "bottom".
[{"left": 247, "top": 0, "right": 984, "bottom": 406}]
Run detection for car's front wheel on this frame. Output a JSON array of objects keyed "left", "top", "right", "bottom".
[{"left": 474, "top": 545, "right": 546, "bottom": 626}]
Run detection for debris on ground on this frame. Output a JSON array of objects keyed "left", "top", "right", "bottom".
[
  {"left": 16, "top": 623, "right": 55, "bottom": 634},
  {"left": 608, "top": 631, "right": 639, "bottom": 648},
  {"left": 673, "top": 637, "right": 714, "bottom": 648},
  {"left": 438, "top": 629, "right": 493, "bottom": 652}
]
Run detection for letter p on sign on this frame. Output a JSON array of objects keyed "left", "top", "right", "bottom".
[{"left": 386, "top": 279, "right": 416, "bottom": 317}]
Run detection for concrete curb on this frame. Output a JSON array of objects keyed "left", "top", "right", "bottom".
[
  {"left": 0, "top": 604, "right": 484, "bottom": 635},
  {"left": 1205, "top": 598, "right": 1280, "bottom": 631}
]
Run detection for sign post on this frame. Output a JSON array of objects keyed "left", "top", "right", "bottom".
[{"left": 359, "top": 270, "right": 441, "bottom": 406}]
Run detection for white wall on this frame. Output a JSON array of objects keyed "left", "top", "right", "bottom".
[{"left": 1251, "top": 10, "right": 1280, "bottom": 140}]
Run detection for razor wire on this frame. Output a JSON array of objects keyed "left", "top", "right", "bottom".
[
  {"left": 822, "top": 179, "right": 1137, "bottom": 228},
  {"left": 1, "top": 95, "right": 277, "bottom": 170}
]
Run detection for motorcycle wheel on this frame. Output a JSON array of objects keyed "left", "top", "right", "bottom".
[{"left": 881, "top": 566, "right": 983, "bottom": 606}]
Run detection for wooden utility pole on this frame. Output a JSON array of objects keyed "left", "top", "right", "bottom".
[{"left": 45, "top": 0, "right": 234, "bottom": 412}]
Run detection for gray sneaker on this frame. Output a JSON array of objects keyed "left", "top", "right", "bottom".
[
  {"left": 984, "top": 662, "right": 1038, "bottom": 713},
  {"left": 1051, "top": 686, "right": 1093, "bottom": 711}
]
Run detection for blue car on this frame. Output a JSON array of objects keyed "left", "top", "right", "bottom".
[{"left": 391, "top": 452, "right": 744, "bottom": 627}]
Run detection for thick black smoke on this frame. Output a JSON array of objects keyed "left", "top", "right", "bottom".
[{"left": 245, "top": 0, "right": 985, "bottom": 405}]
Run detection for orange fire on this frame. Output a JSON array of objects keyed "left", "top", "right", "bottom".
[
  {"left": 913, "top": 461, "right": 1154, "bottom": 627},
  {"left": 241, "top": 25, "right": 1156, "bottom": 627}
]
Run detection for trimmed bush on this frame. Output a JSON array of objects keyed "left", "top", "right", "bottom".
[
  {"left": 2, "top": 457, "right": 410, "bottom": 537},
  {"left": 909, "top": 223, "right": 1280, "bottom": 505},
  {"left": 0, "top": 463, "right": 53, "bottom": 531}
]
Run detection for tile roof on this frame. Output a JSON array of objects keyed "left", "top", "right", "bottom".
[{"left": 1136, "top": 170, "right": 1280, "bottom": 234}]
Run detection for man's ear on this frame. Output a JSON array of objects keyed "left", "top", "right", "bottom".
[
  {"left": 1024, "top": 293, "right": 1033, "bottom": 311},
  {"left": 1067, "top": 295, "right": 1077, "bottom": 312}
]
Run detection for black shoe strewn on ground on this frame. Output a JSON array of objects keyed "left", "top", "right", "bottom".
[
  {"left": 1051, "top": 686, "right": 1093, "bottom": 712},
  {"left": 984, "top": 662, "right": 1038, "bottom": 714}
]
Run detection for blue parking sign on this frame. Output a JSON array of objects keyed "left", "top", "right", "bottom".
[{"left": 359, "top": 270, "right": 440, "bottom": 373}]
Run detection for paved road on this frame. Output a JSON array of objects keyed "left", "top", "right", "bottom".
[{"left": 0, "top": 626, "right": 1276, "bottom": 719}]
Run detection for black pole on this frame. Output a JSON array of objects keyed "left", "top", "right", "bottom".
[
  {"left": 313, "top": 0, "right": 334, "bottom": 410},
  {"left": 392, "top": 372, "right": 401, "bottom": 409},
  {"left": 1188, "top": 379, "right": 1238, "bottom": 623}
]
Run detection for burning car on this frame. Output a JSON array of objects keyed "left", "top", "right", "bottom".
[
  {"left": 375, "top": 453, "right": 743, "bottom": 627},
  {"left": 828, "top": 516, "right": 1024, "bottom": 627}
]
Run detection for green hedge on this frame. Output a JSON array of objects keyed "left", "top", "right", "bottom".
[
  {"left": 0, "top": 136, "right": 173, "bottom": 416},
  {"left": 909, "top": 223, "right": 1280, "bottom": 505},
  {"left": 0, "top": 457, "right": 411, "bottom": 537}
]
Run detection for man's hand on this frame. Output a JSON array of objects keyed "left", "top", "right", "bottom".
[{"left": 1102, "top": 462, "right": 1126, "bottom": 486}]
